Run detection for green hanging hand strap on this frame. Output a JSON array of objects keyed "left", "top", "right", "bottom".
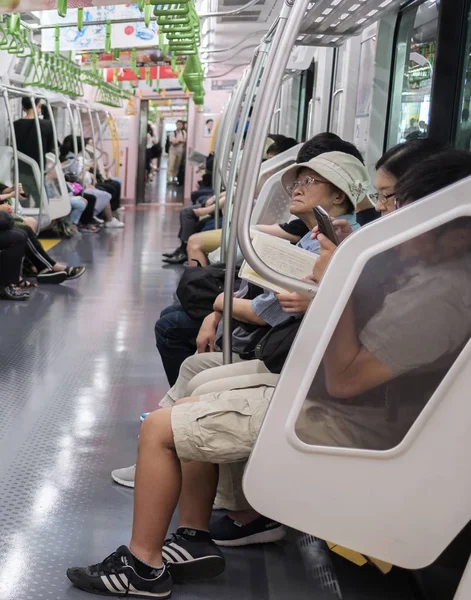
[
  {"left": 92, "top": 52, "right": 98, "bottom": 74},
  {"left": 57, "top": 0, "right": 67, "bottom": 18},
  {"left": 105, "top": 20, "right": 111, "bottom": 53},
  {"left": 144, "top": 2, "right": 152, "bottom": 27},
  {"left": 8, "top": 13, "right": 20, "bottom": 34},
  {"left": 77, "top": 8, "right": 84, "bottom": 31},
  {"left": 54, "top": 25, "right": 60, "bottom": 55},
  {"left": 113, "top": 48, "right": 120, "bottom": 61},
  {"left": 138, "top": 0, "right": 145, "bottom": 11},
  {"left": 145, "top": 65, "right": 151, "bottom": 85}
]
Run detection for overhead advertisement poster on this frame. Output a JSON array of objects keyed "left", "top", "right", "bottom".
[{"left": 41, "top": 4, "right": 157, "bottom": 52}]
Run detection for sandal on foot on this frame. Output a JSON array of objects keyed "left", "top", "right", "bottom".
[
  {"left": 64, "top": 266, "right": 86, "bottom": 280},
  {"left": 37, "top": 270, "right": 68, "bottom": 284},
  {"left": 18, "top": 278, "right": 38, "bottom": 289}
]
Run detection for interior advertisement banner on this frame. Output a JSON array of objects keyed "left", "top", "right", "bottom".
[{"left": 41, "top": 4, "right": 158, "bottom": 52}]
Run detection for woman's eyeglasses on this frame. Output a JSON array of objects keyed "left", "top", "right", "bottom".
[
  {"left": 370, "top": 191, "right": 403, "bottom": 209},
  {"left": 287, "top": 175, "right": 329, "bottom": 195}
]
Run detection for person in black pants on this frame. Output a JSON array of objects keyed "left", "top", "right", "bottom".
[{"left": 0, "top": 218, "right": 29, "bottom": 301}]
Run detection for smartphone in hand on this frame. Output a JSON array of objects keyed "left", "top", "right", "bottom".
[{"left": 313, "top": 206, "right": 339, "bottom": 246}]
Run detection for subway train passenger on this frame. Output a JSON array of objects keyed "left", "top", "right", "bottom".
[
  {"left": 167, "top": 119, "right": 186, "bottom": 185},
  {"left": 13, "top": 97, "right": 55, "bottom": 204},
  {"left": 66, "top": 150, "right": 471, "bottom": 600},
  {"left": 0, "top": 212, "right": 29, "bottom": 301},
  {"left": 155, "top": 139, "right": 365, "bottom": 388},
  {"left": 84, "top": 137, "right": 123, "bottom": 212},
  {"left": 61, "top": 136, "right": 124, "bottom": 229}
]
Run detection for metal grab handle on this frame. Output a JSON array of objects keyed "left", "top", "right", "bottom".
[
  {"left": 235, "top": 0, "right": 319, "bottom": 298},
  {"left": 44, "top": 98, "right": 60, "bottom": 173},
  {"left": 221, "top": 44, "right": 269, "bottom": 363},
  {"left": 73, "top": 103, "right": 87, "bottom": 186},
  {"left": 86, "top": 106, "right": 98, "bottom": 182},
  {"left": 65, "top": 101, "right": 83, "bottom": 186}
]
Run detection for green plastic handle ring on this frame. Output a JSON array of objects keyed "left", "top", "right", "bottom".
[{"left": 57, "top": 0, "right": 67, "bottom": 18}]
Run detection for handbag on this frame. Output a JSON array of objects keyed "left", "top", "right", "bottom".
[
  {"left": 176, "top": 262, "right": 239, "bottom": 320},
  {"left": 254, "top": 316, "right": 303, "bottom": 374},
  {"left": 69, "top": 182, "right": 84, "bottom": 195}
]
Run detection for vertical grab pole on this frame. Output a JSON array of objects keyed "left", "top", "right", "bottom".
[
  {"left": 65, "top": 100, "right": 80, "bottom": 180},
  {"left": 221, "top": 44, "right": 269, "bottom": 365},
  {"left": 212, "top": 103, "right": 228, "bottom": 232},
  {"left": 212, "top": 91, "right": 236, "bottom": 232},
  {"left": 31, "top": 93, "right": 45, "bottom": 234},
  {"left": 44, "top": 98, "right": 60, "bottom": 172},
  {"left": 75, "top": 103, "right": 87, "bottom": 187},
  {"left": 2, "top": 87, "right": 20, "bottom": 215},
  {"left": 219, "top": 64, "right": 253, "bottom": 261},
  {"left": 236, "top": 0, "right": 317, "bottom": 297},
  {"left": 87, "top": 106, "right": 98, "bottom": 182}
]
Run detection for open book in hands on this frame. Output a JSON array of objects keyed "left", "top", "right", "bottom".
[{"left": 239, "top": 232, "right": 318, "bottom": 294}]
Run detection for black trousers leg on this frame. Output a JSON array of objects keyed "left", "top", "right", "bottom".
[
  {"left": 14, "top": 223, "right": 56, "bottom": 271},
  {"left": 80, "top": 193, "right": 97, "bottom": 225},
  {"left": 0, "top": 228, "right": 27, "bottom": 286}
]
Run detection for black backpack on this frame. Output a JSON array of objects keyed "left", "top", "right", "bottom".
[
  {"left": 176, "top": 262, "right": 239, "bottom": 320},
  {"left": 165, "top": 134, "right": 171, "bottom": 154},
  {"left": 255, "top": 316, "right": 303, "bottom": 373}
]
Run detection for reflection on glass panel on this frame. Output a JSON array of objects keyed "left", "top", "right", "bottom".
[
  {"left": 296, "top": 217, "right": 471, "bottom": 451},
  {"left": 387, "top": 1, "right": 439, "bottom": 148},
  {"left": 44, "top": 155, "right": 62, "bottom": 202},
  {"left": 19, "top": 160, "right": 41, "bottom": 210},
  {"left": 456, "top": 9, "right": 471, "bottom": 149}
]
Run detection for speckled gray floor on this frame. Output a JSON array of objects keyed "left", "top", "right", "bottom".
[{"left": 0, "top": 209, "right": 450, "bottom": 599}]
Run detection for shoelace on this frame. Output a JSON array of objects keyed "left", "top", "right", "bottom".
[{"left": 89, "top": 551, "right": 132, "bottom": 596}]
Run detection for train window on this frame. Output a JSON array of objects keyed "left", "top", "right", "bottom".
[
  {"left": 295, "top": 217, "right": 471, "bottom": 451},
  {"left": 387, "top": 0, "right": 439, "bottom": 148},
  {"left": 456, "top": 6, "right": 471, "bottom": 150}
]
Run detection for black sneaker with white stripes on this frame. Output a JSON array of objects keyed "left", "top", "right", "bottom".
[
  {"left": 66, "top": 545, "right": 172, "bottom": 597},
  {"left": 162, "top": 530, "right": 226, "bottom": 583}
]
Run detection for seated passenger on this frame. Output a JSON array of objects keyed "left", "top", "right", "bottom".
[
  {"left": 67, "top": 150, "right": 471, "bottom": 599},
  {"left": 85, "top": 137, "right": 123, "bottom": 213},
  {"left": 0, "top": 213, "right": 29, "bottom": 301},
  {"left": 60, "top": 136, "right": 124, "bottom": 229},
  {"left": 156, "top": 141, "right": 365, "bottom": 386},
  {"left": 13, "top": 97, "right": 55, "bottom": 205},
  {"left": 0, "top": 182, "right": 85, "bottom": 284}
]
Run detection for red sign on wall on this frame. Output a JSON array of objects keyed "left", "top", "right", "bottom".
[{"left": 105, "top": 66, "right": 176, "bottom": 82}]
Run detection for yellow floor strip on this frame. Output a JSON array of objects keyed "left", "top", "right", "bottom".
[
  {"left": 40, "top": 239, "right": 60, "bottom": 252},
  {"left": 327, "top": 542, "right": 393, "bottom": 574}
]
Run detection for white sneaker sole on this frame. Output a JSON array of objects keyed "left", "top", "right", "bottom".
[
  {"left": 213, "top": 526, "right": 286, "bottom": 547},
  {"left": 111, "top": 473, "right": 135, "bottom": 488}
]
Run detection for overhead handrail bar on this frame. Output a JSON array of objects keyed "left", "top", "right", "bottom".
[
  {"left": 221, "top": 43, "right": 269, "bottom": 364},
  {"left": 22, "top": 16, "right": 160, "bottom": 30},
  {"left": 201, "top": 30, "right": 267, "bottom": 53},
  {"left": 0, "top": 84, "right": 45, "bottom": 232},
  {"left": 236, "top": 0, "right": 319, "bottom": 297}
]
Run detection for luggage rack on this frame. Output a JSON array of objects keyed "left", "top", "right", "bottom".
[{"left": 298, "top": 0, "right": 404, "bottom": 46}]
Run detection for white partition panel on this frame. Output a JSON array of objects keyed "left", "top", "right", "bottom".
[{"left": 244, "top": 176, "right": 471, "bottom": 574}]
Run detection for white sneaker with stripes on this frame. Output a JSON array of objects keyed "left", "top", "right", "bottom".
[
  {"left": 162, "top": 532, "right": 226, "bottom": 583},
  {"left": 67, "top": 545, "right": 172, "bottom": 597}
]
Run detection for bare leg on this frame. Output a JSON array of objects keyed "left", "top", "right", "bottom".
[
  {"left": 130, "top": 408, "right": 180, "bottom": 566},
  {"left": 187, "top": 234, "right": 208, "bottom": 267},
  {"left": 179, "top": 461, "right": 218, "bottom": 529},
  {"left": 103, "top": 203, "right": 113, "bottom": 223}
]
